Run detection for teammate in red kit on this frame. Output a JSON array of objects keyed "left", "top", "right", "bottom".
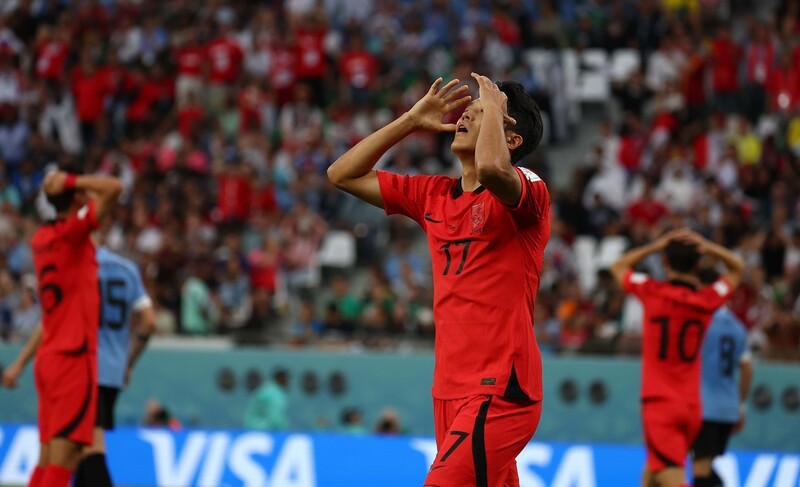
[
  {"left": 28, "top": 170, "right": 122, "bottom": 487},
  {"left": 328, "top": 74, "right": 547, "bottom": 487},
  {"left": 610, "top": 229, "right": 745, "bottom": 487}
]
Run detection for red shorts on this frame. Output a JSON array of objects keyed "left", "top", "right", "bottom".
[
  {"left": 641, "top": 399, "right": 702, "bottom": 473},
  {"left": 34, "top": 350, "right": 97, "bottom": 445},
  {"left": 425, "top": 395, "right": 541, "bottom": 487}
]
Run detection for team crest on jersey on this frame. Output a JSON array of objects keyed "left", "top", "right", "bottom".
[{"left": 470, "top": 202, "right": 485, "bottom": 234}]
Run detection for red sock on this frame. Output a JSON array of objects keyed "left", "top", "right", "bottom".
[
  {"left": 27, "top": 466, "right": 45, "bottom": 487},
  {"left": 41, "top": 465, "right": 72, "bottom": 487}
]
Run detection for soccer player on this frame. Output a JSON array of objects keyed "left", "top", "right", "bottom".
[
  {"left": 3, "top": 246, "right": 156, "bottom": 487},
  {"left": 692, "top": 269, "right": 752, "bottom": 487},
  {"left": 27, "top": 170, "right": 122, "bottom": 487},
  {"left": 610, "top": 229, "right": 745, "bottom": 487},
  {"left": 328, "top": 73, "right": 548, "bottom": 486}
]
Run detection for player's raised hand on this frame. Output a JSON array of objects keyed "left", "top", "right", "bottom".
[
  {"left": 123, "top": 367, "right": 132, "bottom": 389},
  {"left": 471, "top": 72, "right": 516, "bottom": 128},
  {"left": 1, "top": 362, "right": 23, "bottom": 389},
  {"left": 654, "top": 227, "right": 692, "bottom": 249},
  {"left": 733, "top": 414, "right": 746, "bottom": 433},
  {"left": 407, "top": 78, "right": 471, "bottom": 132},
  {"left": 43, "top": 170, "right": 67, "bottom": 195}
]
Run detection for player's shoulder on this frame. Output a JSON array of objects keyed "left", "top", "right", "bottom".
[
  {"left": 716, "top": 307, "right": 746, "bottom": 331},
  {"left": 418, "top": 173, "right": 459, "bottom": 197},
  {"left": 97, "top": 248, "right": 139, "bottom": 274},
  {"left": 516, "top": 166, "right": 546, "bottom": 185}
]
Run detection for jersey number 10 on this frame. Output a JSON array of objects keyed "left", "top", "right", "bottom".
[{"left": 650, "top": 316, "right": 703, "bottom": 362}]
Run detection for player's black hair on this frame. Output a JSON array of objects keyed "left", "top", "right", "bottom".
[
  {"left": 664, "top": 240, "right": 701, "bottom": 273},
  {"left": 698, "top": 267, "right": 721, "bottom": 285},
  {"left": 46, "top": 189, "right": 77, "bottom": 213},
  {"left": 496, "top": 81, "right": 543, "bottom": 164}
]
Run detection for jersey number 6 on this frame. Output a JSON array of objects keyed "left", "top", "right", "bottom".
[{"left": 38, "top": 265, "right": 63, "bottom": 313}]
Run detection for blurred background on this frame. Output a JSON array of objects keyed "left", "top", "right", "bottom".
[{"left": 0, "top": 0, "right": 798, "bottom": 485}]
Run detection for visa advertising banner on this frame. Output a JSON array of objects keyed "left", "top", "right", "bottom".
[{"left": 0, "top": 424, "right": 797, "bottom": 486}]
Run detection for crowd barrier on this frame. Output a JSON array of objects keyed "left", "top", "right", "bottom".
[
  {"left": 1, "top": 346, "right": 798, "bottom": 452},
  {"left": 0, "top": 424, "right": 798, "bottom": 487}
]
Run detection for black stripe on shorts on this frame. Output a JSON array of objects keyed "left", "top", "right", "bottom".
[
  {"left": 56, "top": 351, "right": 93, "bottom": 439},
  {"left": 643, "top": 422, "right": 679, "bottom": 469},
  {"left": 472, "top": 396, "right": 493, "bottom": 487}
]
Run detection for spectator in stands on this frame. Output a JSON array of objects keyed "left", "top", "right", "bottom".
[
  {"left": 340, "top": 407, "right": 367, "bottom": 435},
  {"left": 10, "top": 280, "right": 37, "bottom": 341},
  {"left": 180, "top": 257, "right": 219, "bottom": 335},
  {"left": 0, "top": 0, "right": 792, "bottom": 361},
  {"left": 374, "top": 408, "right": 402, "bottom": 435},
  {"left": 289, "top": 299, "right": 323, "bottom": 343},
  {"left": 218, "top": 256, "right": 252, "bottom": 331},
  {"left": 244, "top": 369, "right": 290, "bottom": 431},
  {"left": 142, "top": 399, "right": 182, "bottom": 430},
  {"left": 325, "top": 274, "right": 361, "bottom": 334}
]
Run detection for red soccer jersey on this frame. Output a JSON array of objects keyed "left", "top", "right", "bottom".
[
  {"left": 35, "top": 39, "right": 69, "bottom": 80},
  {"left": 175, "top": 45, "right": 206, "bottom": 77},
  {"left": 32, "top": 202, "right": 101, "bottom": 355},
  {"left": 622, "top": 270, "right": 733, "bottom": 404},
  {"left": 378, "top": 167, "right": 550, "bottom": 401},
  {"left": 206, "top": 38, "right": 243, "bottom": 85}
]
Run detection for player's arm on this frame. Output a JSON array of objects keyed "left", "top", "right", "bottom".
[
  {"left": 125, "top": 301, "right": 156, "bottom": 387},
  {"left": 327, "top": 78, "right": 471, "bottom": 209},
  {"left": 1, "top": 323, "right": 42, "bottom": 389},
  {"left": 694, "top": 235, "right": 746, "bottom": 289},
  {"left": 44, "top": 171, "right": 123, "bottom": 221},
  {"left": 609, "top": 229, "right": 687, "bottom": 285},
  {"left": 471, "top": 73, "right": 523, "bottom": 207},
  {"left": 734, "top": 357, "right": 753, "bottom": 433}
]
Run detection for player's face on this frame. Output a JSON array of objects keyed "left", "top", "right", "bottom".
[
  {"left": 451, "top": 99, "right": 483, "bottom": 154},
  {"left": 450, "top": 98, "right": 513, "bottom": 155}
]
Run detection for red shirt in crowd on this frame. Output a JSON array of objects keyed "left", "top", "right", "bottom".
[
  {"left": 126, "top": 74, "right": 174, "bottom": 123},
  {"left": 745, "top": 41, "right": 774, "bottom": 85},
  {"left": 338, "top": 50, "right": 379, "bottom": 89},
  {"left": 626, "top": 197, "right": 669, "bottom": 226},
  {"left": 174, "top": 44, "right": 206, "bottom": 77},
  {"left": 683, "top": 53, "right": 706, "bottom": 107},
  {"left": 35, "top": 39, "right": 69, "bottom": 80},
  {"left": 618, "top": 133, "right": 645, "bottom": 172},
  {"left": 71, "top": 66, "right": 109, "bottom": 123},
  {"left": 206, "top": 37, "right": 243, "bottom": 84},
  {"left": 238, "top": 84, "right": 264, "bottom": 131},
  {"left": 217, "top": 170, "right": 253, "bottom": 222},
  {"left": 710, "top": 37, "right": 741, "bottom": 94},
  {"left": 294, "top": 26, "right": 326, "bottom": 80},
  {"left": 178, "top": 104, "right": 205, "bottom": 138},
  {"left": 766, "top": 63, "right": 800, "bottom": 111},
  {"left": 270, "top": 45, "right": 296, "bottom": 104}
]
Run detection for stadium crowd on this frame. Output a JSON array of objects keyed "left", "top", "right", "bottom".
[{"left": 0, "top": 0, "right": 796, "bottom": 361}]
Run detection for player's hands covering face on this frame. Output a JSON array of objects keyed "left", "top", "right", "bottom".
[
  {"left": 471, "top": 72, "right": 517, "bottom": 128},
  {"left": 407, "top": 78, "right": 471, "bottom": 132}
]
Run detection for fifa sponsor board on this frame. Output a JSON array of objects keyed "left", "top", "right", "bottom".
[{"left": 0, "top": 424, "right": 797, "bottom": 486}]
